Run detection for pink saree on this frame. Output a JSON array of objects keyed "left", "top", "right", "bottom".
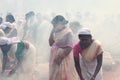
[{"left": 49, "top": 27, "right": 78, "bottom": 80}]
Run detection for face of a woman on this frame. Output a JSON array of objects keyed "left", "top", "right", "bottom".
[
  {"left": 79, "top": 36, "right": 92, "bottom": 49},
  {"left": 53, "top": 23, "right": 65, "bottom": 32}
]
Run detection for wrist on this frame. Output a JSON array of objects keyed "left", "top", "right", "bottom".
[
  {"left": 91, "top": 76, "right": 95, "bottom": 80},
  {"left": 80, "top": 76, "right": 84, "bottom": 80},
  {"left": 59, "top": 53, "right": 65, "bottom": 59},
  {"left": 79, "top": 74, "right": 84, "bottom": 80}
]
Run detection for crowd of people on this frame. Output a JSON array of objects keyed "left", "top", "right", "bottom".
[
  {"left": 0, "top": 11, "right": 104, "bottom": 80},
  {"left": 49, "top": 15, "right": 103, "bottom": 80}
]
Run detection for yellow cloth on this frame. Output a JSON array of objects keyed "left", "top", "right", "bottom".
[{"left": 82, "top": 40, "right": 102, "bottom": 62}]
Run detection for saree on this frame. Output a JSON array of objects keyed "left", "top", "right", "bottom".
[
  {"left": 49, "top": 27, "right": 78, "bottom": 80},
  {"left": 80, "top": 40, "right": 103, "bottom": 80},
  {"left": 81, "top": 40, "right": 102, "bottom": 62}
]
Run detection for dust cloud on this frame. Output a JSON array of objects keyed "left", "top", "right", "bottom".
[{"left": 0, "top": 0, "right": 120, "bottom": 80}]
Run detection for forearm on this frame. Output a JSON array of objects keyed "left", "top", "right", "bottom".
[
  {"left": 74, "top": 56, "right": 84, "bottom": 80},
  {"left": 0, "top": 37, "right": 8, "bottom": 45},
  {"left": 49, "top": 30, "right": 54, "bottom": 46},
  {"left": 75, "top": 65, "right": 84, "bottom": 79},
  {"left": 60, "top": 46, "right": 72, "bottom": 58},
  {"left": 7, "top": 29, "right": 17, "bottom": 37},
  {"left": 0, "top": 37, "right": 20, "bottom": 45},
  {"left": 93, "top": 54, "right": 102, "bottom": 78},
  {"left": 22, "top": 30, "right": 26, "bottom": 38},
  {"left": 93, "top": 62, "right": 102, "bottom": 78},
  {"left": 49, "top": 39, "right": 54, "bottom": 46}
]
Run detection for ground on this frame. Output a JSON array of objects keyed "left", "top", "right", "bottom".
[{"left": 35, "top": 59, "right": 120, "bottom": 80}]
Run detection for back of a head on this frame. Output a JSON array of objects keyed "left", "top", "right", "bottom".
[
  {"left": 6, "top": 13, "right": 15, "bottom": 23},
  {"left": 25, "top": 11, "right": 35, "bottom": 20},
  {"left": 0, "top": 17, "right": 3, "bottom": 24},
  {"left": 51, "top": 15, "right": 68, "bottom": 25}
]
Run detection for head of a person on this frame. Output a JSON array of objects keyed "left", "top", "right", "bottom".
[
  {"left": 0, "top": 22, "right": 12, "bottom": 34},
  {"left": 0, "top": 17, "right": 3, "bottom": 24},
  {"left": 25, "top": 11, "right": 35, "bottom": 20},
  {"left": 6, "top": 13, "right": 15, "bottom": 23},
  {"left": 78, "top": 28, "right": 92, "bottom": 48},
  {"left": 51, "top": 15, "right": 68, "bottom": 28}
]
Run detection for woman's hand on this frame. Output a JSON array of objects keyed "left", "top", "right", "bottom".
[
  {"left": 54, "top": 48, "right": 65, "bottom": 65},
  {"left": 54, "top": 46, "right": 72, "bottom": 65},
  {"left": 90, "top": 76, "right": 95, "bottom": 80},
  {"left": 54, "top": 55, "right": 64, "bottom": 65}
]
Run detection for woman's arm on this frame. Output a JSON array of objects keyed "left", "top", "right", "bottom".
[
  {"left": 61, "top": 46, "right": 72, "bottom": 57},
  {"left": 91, "top": 53, "right": 103, "bottom": 80},
  {"left": 7, "top": 28, "right": 17, "bottom": 37},
  {"left": 74, "top": 56, "right": 84, "bottom": 80},
  {"left": 49, "top": 29, "right": 54, "bottom": 46},
  {"left": 54, "top": 46, "right": 72, "bottom": 65}
]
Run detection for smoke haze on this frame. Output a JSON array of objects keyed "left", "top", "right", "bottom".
[{"left": 0, "top": 0, "right": 120, "bottom": 80}]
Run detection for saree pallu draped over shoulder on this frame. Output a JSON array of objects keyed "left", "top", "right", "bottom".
[
  {"left": 80, "top": 40, "right": 103, "bottom": 80},
  {"left": 81, "top": 40, "right": 102, "bottom": 62},
  {"left": 49, "top": 27, "right": 78, "bottom": 80}
]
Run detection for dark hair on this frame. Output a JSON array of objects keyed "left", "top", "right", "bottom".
[
  {"left": 0, "top": 17, "right": 3, "bottom": 24},
  {"left": 6, "top": 13, "right": 15, "bottom": 23},
  {"left": 25, "top": 11, "right": 35, "bottom": 20},
  {"left": 51, "top": 15, "right": 68, "bottom": 25}
]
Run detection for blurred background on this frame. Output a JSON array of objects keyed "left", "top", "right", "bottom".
[{"left": 0, "top": 0, "right": 120, "bottom": 80}]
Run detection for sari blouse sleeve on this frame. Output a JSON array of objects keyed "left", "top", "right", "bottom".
[{"left": 73, "top": 42, "right": 81, "bottom": 57}]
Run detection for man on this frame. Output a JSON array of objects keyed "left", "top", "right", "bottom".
[{"left": 73, "top": 28, "right": 103, "bottom": 80}]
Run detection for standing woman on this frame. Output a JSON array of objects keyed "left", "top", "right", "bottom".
[{"left": 49, "top": 15, "right": 78, "bottom": 80}]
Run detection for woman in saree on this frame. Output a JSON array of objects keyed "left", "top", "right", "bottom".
[
  {"left": 0, "top": 29, "right": 36, "bottom": 80},
  {"left": 49, "top": 15, "right": 78, "bottom": 80},
  {"left": 0, "top": 13, "right": 18, "bottom": 73},
  {"left": 73, "top": 28, "right": 103, "bottom": 80}
]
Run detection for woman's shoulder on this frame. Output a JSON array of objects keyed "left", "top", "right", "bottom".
[
  {"left": 93, "top": 39, "right": 102, "bottom": 46},
  {"left": 73, "top": 41, "right": 80, "bottom": 48}
]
